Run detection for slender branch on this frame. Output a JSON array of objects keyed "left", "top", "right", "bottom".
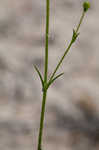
[
  {"left": 76, "top": 11, "right": 85, "bottom": 33},
  {"left": 49, "top": 40, "right": 73, "bottom": 82},
  {"left": 49, "top": 10, "right": 85, "bottom": 83}
]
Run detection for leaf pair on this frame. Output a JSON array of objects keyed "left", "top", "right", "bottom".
[
  {"left": 47, "top": 72, "right": 64, "bottom": 89},
  {"left": 72, "top": 29, "right": 80, "bottom": 43},
  {"left": 34, "top": 65, "right": 64, "bottom": 91}
]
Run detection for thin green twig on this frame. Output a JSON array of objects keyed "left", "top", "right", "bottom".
[
  {"left": 76, "top": 11, "right": 85, "bottom": 33},
  {"left": 48, "top": 10, "right": 85, "bottom": 83}
]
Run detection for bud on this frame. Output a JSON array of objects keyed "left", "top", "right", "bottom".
[{"left": 83, "top": 1, "right": 90, "bottom": 12}]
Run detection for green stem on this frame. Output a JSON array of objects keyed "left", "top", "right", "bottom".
[
  {"left": 44, "top": 0, "right": 50, "bottom": 84},
  {"left": 37, "top": 0, "right": 50, "bottom": 150},
  {"left": 76, "top": 11, "right": 85, "bottom": 33},
  {"left": 37, "top": 90, "right": 47, "bottom": 150},
  {"left": 49, "top": 40, "right": 73, "bottom": 81},
  {"left": 49, "top": 10, "right": 85, "bottom": 82}
]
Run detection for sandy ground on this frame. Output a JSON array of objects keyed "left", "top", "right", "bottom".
[{"left": 0, "top": 0, "right": 99, "bottom": 150}]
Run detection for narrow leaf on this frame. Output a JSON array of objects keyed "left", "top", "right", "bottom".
[
  {"left": 47, "top": 73, "right": 64, "bottom": 89},
  {"left": 34, "top": 65, "right": 44, "bottom": 88}
]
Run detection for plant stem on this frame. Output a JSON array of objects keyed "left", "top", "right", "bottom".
[
  {"left": 37, "top": 90, "right": 47, "bottom": 150},
  {"left": 44, "top": 0, "right": 50, "bottom": 84},
  {"left": 37, "top": 0, "right": 50, "bottom": 150},
  {"left": 76, "top": 11, "right": 85, "bottom": 33},
  {"left": 37, "top": 1, "right": 88, "bottom": 149}
]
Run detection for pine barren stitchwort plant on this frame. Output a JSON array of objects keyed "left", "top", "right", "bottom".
[{"left": 34, "top": 1, "right": 90, "bottom": 150}]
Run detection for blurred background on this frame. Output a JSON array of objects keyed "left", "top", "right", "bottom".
[{"left": 0, "top": 0, "right": 99, "bottom": 150}]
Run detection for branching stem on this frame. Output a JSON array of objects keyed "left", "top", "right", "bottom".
[
  {"left": 37, "top": 0, "right": 50, "bottom": 150},
  {"left": 36, "top": 1, "right": 90, "bottom": 150}
]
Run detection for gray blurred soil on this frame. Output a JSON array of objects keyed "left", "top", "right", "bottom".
[{"left": 0, "top": 0, "right": 99, "bottom": 150}]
